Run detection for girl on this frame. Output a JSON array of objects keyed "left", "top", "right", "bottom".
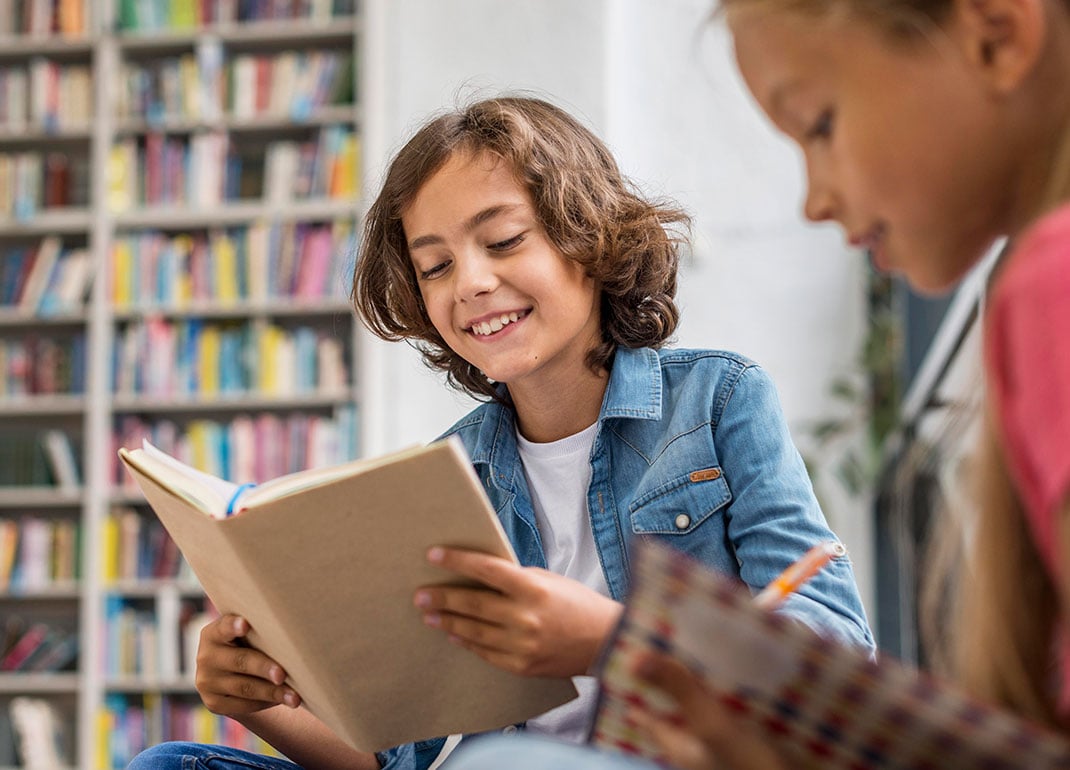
[
  {"left": 126, "top": 96, "right": 872, "bottom": 770},
  {"left": 452, "top": 0, "right": 1070, "bottom": 767}
]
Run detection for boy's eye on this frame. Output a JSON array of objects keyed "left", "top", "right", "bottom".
[
  {"left": 419, "top": 260, "right": 450, "bottom": 280},
  {"left": 488, "top": 234, "right": 524, "bottom": 251},
  {"left": 806, "top": 109, "right": 835, "bottom": 141}
]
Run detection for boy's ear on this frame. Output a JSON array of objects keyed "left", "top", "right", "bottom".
[{"left": 951, "top": 0, "right": 1045, "bottom": 92}]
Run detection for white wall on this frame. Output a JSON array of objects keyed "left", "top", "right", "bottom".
[{"left": 358, "top": 0, "right": 874, "bottom": 616}]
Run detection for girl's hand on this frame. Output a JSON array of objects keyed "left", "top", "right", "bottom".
[
  {"left": 632, "top": 651, "right": 787, "bottom": 770},
  {"left": 414, "top": 547, "right": 622, "bottom": 679},
  {"left": 195, "top": 614, "right": 301, "bottom": 716}
]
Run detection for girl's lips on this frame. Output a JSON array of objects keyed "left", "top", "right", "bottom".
[
  {"left": 868, "top": 238, "right": 891, "bottom": 273},
  {"left": 850, "top": 224, "right": 889, "bottom": 272}
]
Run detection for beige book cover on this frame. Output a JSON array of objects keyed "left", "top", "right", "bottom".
[{"left": 117, "top": 437, "right": 577, "bottom": 753}]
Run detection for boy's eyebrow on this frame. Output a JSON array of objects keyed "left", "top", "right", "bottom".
[{"left": 408, "top": 204, "right": 524, "bottom": 250}]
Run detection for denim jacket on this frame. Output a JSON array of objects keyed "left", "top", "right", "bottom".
[{"left": 376, "top": 347, "right": 874, "bottom": 770}]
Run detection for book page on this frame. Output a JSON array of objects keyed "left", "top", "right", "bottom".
[
  {"left": 238, "top": 444, "right": 422, "bottom": 508},
  {"left": 121, "top": 442, "right": 237, "bottom": 517}
]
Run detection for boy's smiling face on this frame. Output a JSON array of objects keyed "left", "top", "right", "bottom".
[
  {"left": 402, "top": 150, "right": 602, "bottom": 398},
  {"left": 728, "top": 4, "right": 1023, "bottom": 293}
]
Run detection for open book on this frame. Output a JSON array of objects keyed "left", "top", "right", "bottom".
[
  {"left": 592, "top": 540, "right": 1070, "bottom": 769},
  {"left": 118, "top": 437, "right": 576, "bottom": 753}
]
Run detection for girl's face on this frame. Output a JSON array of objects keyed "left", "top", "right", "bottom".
[
  {"left": 728, "top": 6, "right": 1022, "bottom": 293},
  {"left": 402, "top": 150, "right": 602, "bottom": 396}
]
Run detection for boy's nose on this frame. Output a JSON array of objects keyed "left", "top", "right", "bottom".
[{"left": 452, "top": 252, "right": 498, "bottom": 301}]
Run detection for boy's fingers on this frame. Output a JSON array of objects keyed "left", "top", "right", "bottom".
[
  {"left": 426, "top": 547, "right": 527, "bottom": 594},
  {"left": 414, "top": 585, "right": 512, "bottom": 622},
  {"left": 227, "top": 645, "right": 288, "bottom": 685},
  {"left": 218, "top": 674, "right": 299, "bottom": 708},
  {"left": 206, "top": 613, "right": 249, "bottom": 643},
  {"left": 201, "top": 615, "right": 289, "bottom": 686}
]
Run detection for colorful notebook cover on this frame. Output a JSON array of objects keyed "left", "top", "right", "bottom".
[{"left": 592, "top": 540, "right": 1070, "bottom": 769}]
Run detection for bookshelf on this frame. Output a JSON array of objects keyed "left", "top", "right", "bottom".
[{"left": 0, "top": 1, "right": 365, "bottom": 768}]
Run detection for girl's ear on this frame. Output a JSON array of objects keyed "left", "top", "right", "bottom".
[{"left": 952, "top": 0, "right": 1046, "bottom": 93}]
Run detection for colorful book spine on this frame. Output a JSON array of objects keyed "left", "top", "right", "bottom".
[
  {"left": 109, "top": 221, "right": 353, "bottom": 310},
  {"left": 112, "top": 408, "right": 357, "bottom": 490}
]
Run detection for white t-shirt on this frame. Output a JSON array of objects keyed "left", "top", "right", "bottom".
[{"left": 515, "top": 421, "right": 611, "bottom": 743}]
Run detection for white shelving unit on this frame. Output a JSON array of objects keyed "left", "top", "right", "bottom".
[{"left": 0, "top": 2, "right": 366, "bottom": 767}]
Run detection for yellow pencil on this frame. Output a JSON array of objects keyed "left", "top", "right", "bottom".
[{"left": 753, "top": 540, "right": 847, "bottom": 610}]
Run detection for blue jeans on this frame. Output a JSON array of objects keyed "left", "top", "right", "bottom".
[
  {"left": 127, "top": 736, "right": 655, "bottom": 769},
  {"left": 126, "top": 742, "right": 302, "bottom": 770},
  {"left": 448, "top": 735, "right": 655, "bottom": 769}
]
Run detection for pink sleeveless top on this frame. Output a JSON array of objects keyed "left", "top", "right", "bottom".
[{"left": 984, "top": 202, "right": 1070, "bottom": 710}]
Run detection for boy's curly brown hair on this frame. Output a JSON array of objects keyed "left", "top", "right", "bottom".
[{"left": 352, "top": 96, "right": 691, "bottom": 400}]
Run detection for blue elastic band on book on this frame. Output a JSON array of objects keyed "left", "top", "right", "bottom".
[{"left": 226, "top": 483, "right": 257, "bottom": 517}]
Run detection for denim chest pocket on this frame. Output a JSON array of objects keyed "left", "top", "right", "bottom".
[{"left": 629, "top": 467, "right": 731, "bottom": 535}]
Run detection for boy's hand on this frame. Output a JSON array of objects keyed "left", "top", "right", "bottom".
[
  {"left": 415, "top": 547, "right": 622, "bottom": 679},
  {"left": 195, "top": 614, "right": 302, "bottom": 716}
]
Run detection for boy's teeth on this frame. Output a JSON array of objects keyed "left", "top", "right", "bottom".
[{"left": 474, "top": 312, "right": 521, "bottom": 336}]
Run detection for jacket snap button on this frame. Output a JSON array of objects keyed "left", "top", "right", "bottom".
[
  {"left": 502, "top": 725, "right": 518, "bottom": 735},
  {"left": 674, "top": 513, "right": 690, "bottom": 530}
]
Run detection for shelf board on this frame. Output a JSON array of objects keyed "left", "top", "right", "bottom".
[
  {"left": 0, "top": 308, "right": 88, "bottom": 327},
  {"left": 114, "top": 105, "right": 359, "bottom": 135},
  {"left": 110, "top": 390, "right": 353, "bottom": 413},
  {"left": 108, "top": 489, "right": 147, "bottom": 506},
  {"left": 0, "top": 124, "right": 93, "bottom": 144},
  {"left": 117, "top": 16, "right": 358, "bottom": 51},
  {"left": 0, "top": 672, "right": 80, "bottom": 693},
  {"left": 0, "top": 487, "right": 83, "bottom": 509},
  {"left": 104, "top": 579, "right": 203, "bottom": 597},
  {"left": 0, "top": 35, "right": 93, "bottom": 58},
  {"left": 112, "top": 298, "right": 354, "bottom": 320},
  {"left": 104, "top": 676, "right": 197, "bottom": 694},
  {"left": 0, "top": 582, "right": 81, "bottom": 600},
  {"left": 0, "top": 394, "right": 86, "bottom": 416},
  {"left": 113, "top": 198, "right": 359, "bottom": 229},
  {"left": 0, "top": 208, "right": 93, "bottom": 236}
]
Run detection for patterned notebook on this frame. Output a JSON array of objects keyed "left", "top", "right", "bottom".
[{"left": 592, "top": 540, "right": 1070, "bottom": 769}]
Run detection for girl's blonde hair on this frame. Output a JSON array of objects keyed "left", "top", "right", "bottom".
[
  {"left": 922, "top": 412, "right": 1061, "bottom": 726},
  {"left": 352, "top": 96, "right": 690, "bottom": 400}
]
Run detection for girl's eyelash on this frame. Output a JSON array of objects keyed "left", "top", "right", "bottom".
[{"left": 806, "top": 109, "right": 835, "bottom": 140}]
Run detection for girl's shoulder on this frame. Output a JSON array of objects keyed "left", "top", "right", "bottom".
[
  {"left": 1022, "top": 200, "right": 1070, "bottom": 245},
  {"left": 1003, "top": 202, "right": 1070, "bottom": 288}
]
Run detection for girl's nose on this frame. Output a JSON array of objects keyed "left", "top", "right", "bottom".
[{"left": 803, "top": 160, "right": 838, "bottom": 224}]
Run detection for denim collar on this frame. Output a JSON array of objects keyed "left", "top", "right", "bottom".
[
  {"left": 466, "top": 346, "right": 664, "bottom": 469},
  {"left": 600, "top": 346, "right": 662, "bottom": 421}
]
